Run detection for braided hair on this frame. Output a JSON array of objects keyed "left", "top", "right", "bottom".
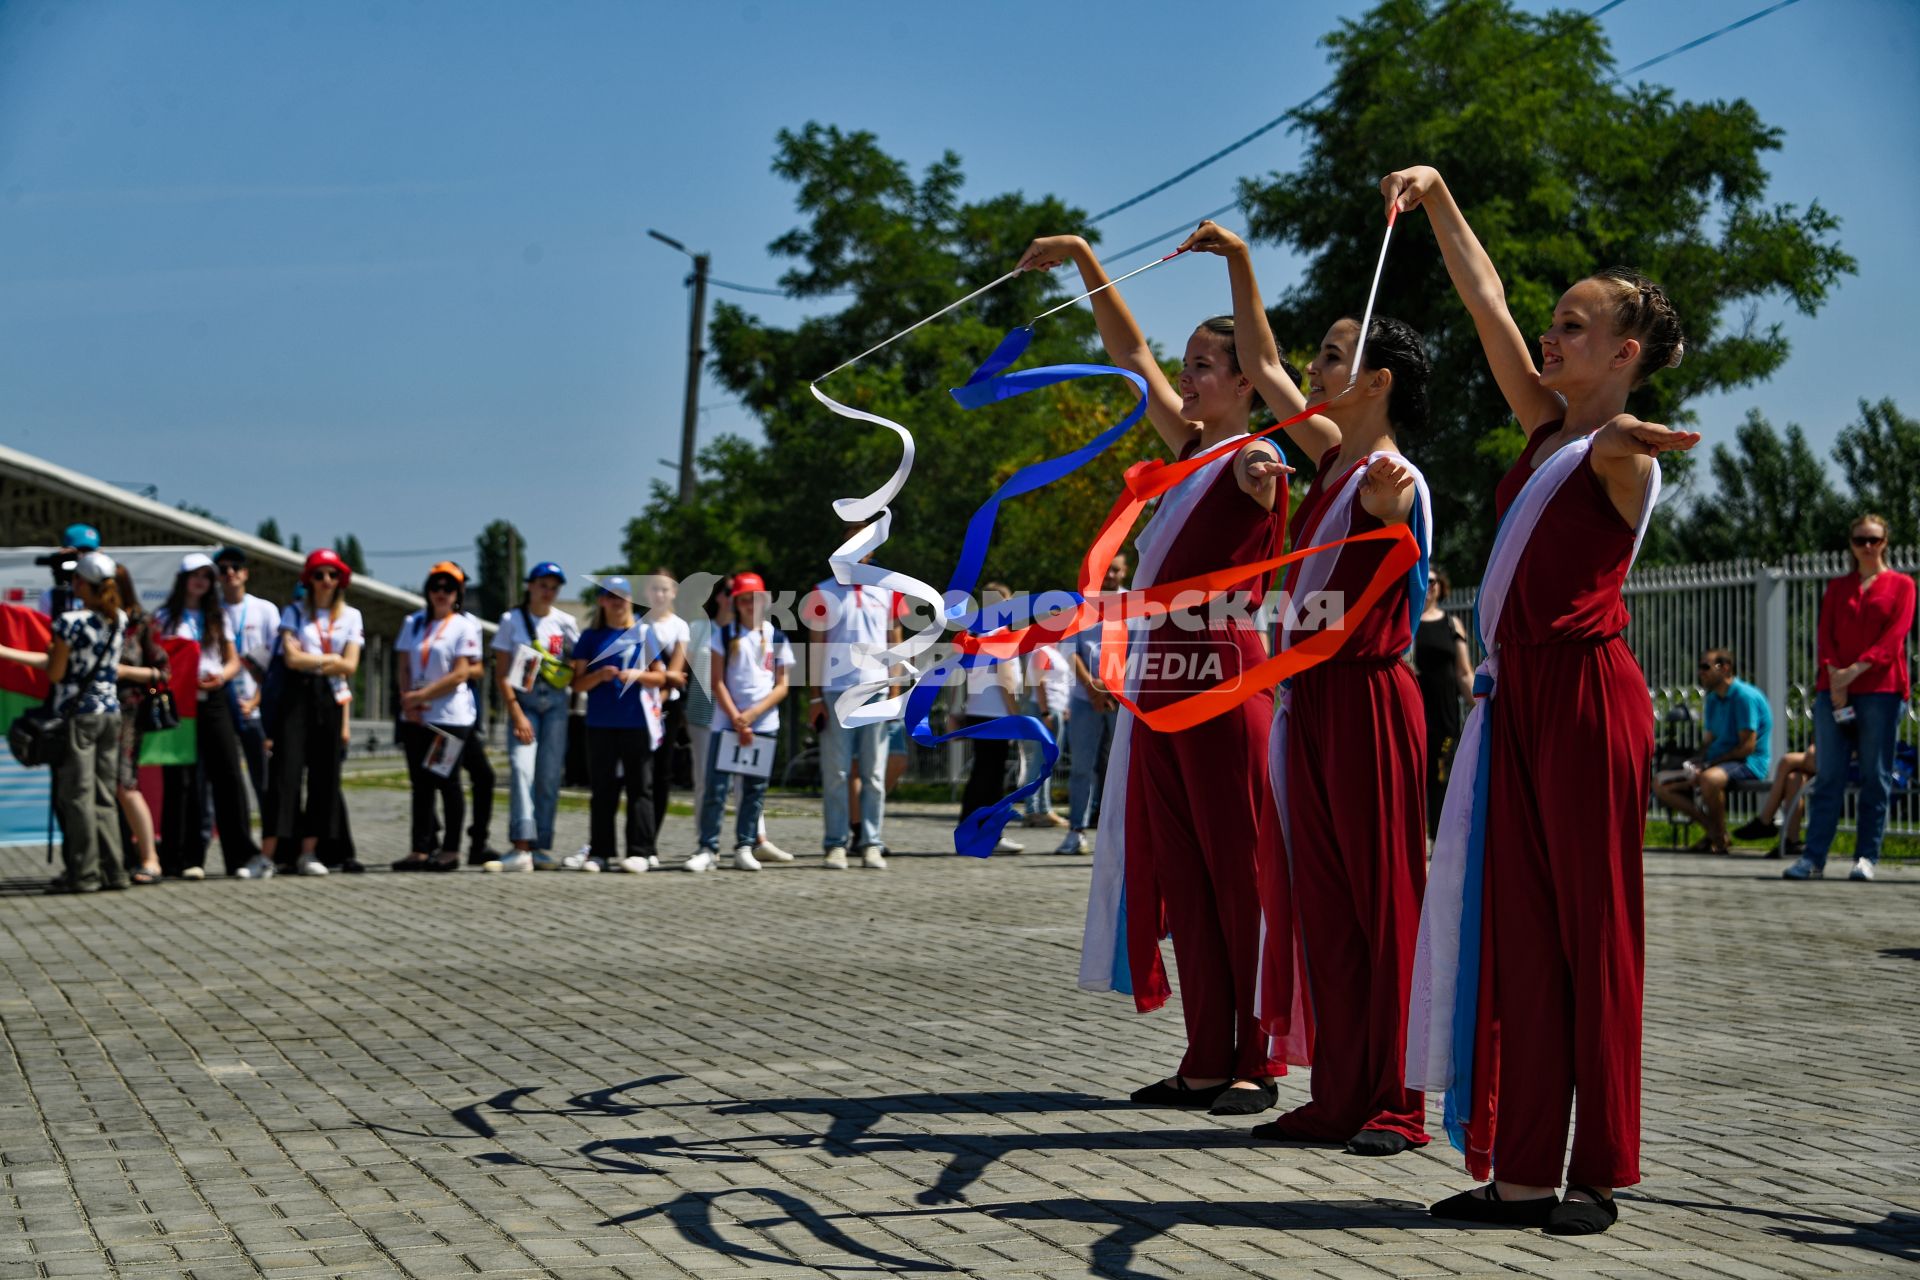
[
  {"left": 1339, "top": 314, "right": 1431, "bottom": 435},
  {"left": 1588, "top": 267, "right": 1686, "bottom": 386}
]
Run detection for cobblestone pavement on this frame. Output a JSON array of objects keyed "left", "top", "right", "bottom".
[{"left": 2, "top": 787, "right": 1917, "bottom": 1279}]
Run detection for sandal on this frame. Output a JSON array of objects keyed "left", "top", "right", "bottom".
[
  {"left": 1545, "top": 1185, "right": 1619, "bottom": 1235},
  {"left": 130, "top": 868, "right": 162, "bottom": 886},
  {"left": 1429, "top": 1183, "right": 1558, "bottom": 1228},
  {"left": 1128, "top": 1075, "right": 1232, "bottom": 1108}
]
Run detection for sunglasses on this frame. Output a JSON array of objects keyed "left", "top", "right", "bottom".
[
  {"left": 427, "top": 580, "right": 459, "bottom": 594},
  {"left": 1698, "top": 661, "right": 1724, "bottom": 671},
  {"left": 217, "top": 562, "right": 244, "bottom": 574},
  {"left": 310, "top": 569, "right": 341, "bottom": 582},
  {"left": 1852, "top": 535, "right": 1885, "bottom": 547}
]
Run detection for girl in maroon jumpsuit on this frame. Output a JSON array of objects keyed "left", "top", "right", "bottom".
[
  {"left": 1385, "top": 165, "right": 1696, "bottom": 1235},
  {"left": 1017, "top": 231, "right": 1291, "bottom": 1116}
]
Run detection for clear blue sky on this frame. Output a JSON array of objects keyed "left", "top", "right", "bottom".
[{"left": 2, "top": 0, "right": 1914, "bottom": 586}]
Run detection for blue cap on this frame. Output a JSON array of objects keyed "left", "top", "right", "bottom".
[
  {"left": 63, "top": 523, "right": 101, "bottom": 550},
  {"left": 598, "top": 575, "right": 633, "bottom": 601},
  {"left": 526, "top": 560, "right": 566, "bottom": 584}
]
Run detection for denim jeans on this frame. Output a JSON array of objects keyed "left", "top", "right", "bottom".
[
  {"left": 1805, "top": 690, "right": 1903, "bottom": 867},
  {"left": 1020, "top": 696, "right": 1064, "bottom": 816},
  {"left": 507, "top": 681, "right": 570, "bottom": 850},
  {"left": 1067, "top": 699, "right": 1118, "bottom": 830},
  {"left": 819, "top": 700, "right": 887, "bottom": 850},
  {"left": 697, "top": 730, "right": 770, "bottom": 851}
]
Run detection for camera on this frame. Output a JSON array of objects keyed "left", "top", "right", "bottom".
[{"left": 33, "top": 550, "right": 79, "bottom": 582}]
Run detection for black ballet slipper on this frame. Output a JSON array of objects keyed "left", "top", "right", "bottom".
[
  {"left": 1429, "top": 1184, "right": 1559, "bottom": 1228},
  {"left": 1544, "top": 1186, "right": 1619, "bottom": 1236},
  {"left": 1345, "top": 1128, "right": 1413, "bottom": 1157},
  {"left": 1207, "top": 1077, "right": 1278, "bottom": 1116},
  {"left": 1128, "top": 1075, "right": 1231, "bottom": 1108},
  {"left": 1249, "top": 1110, "right": 1342, "bottom": 1145}
]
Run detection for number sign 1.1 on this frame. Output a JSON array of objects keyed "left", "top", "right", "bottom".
[{"left": 716, "top": 730, "right": 773, "bottom": 779}]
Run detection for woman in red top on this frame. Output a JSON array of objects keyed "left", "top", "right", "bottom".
[
  {"left": 1017, "top": 231, "right": 1288, "bottom": 1115},
  {"left": 1785, "top": 514, "right": 1916, "bottom": 882},
  {"left": 1183, "top": 220, "right": 1434, "bottom": 1156},
  {"left": 1386, "top": 164, "right": 1698, "bottom": 1234}
]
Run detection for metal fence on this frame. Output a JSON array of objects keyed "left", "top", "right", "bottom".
[{"left": 1445, "top": 547, "right": 1920, "bottom": 839}]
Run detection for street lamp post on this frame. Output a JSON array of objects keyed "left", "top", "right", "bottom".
[{"left": 649, "top": 229, "right": 710, "bottom": 508}]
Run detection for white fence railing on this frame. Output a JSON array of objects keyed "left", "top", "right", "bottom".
[{"left": 1444, "top": 547, "right": 1920, "bottom": 839}]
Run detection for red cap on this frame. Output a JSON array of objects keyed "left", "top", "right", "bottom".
[
  {"left": 301, "top": 548, "right": 353, "bottom": 588},
  {"left": 730, "top": 571, "right": 767, "bottom": 597}
]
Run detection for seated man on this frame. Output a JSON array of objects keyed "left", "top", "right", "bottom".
[{"left": 1654, "top": 648, "right": 1773, "bottom": 854}]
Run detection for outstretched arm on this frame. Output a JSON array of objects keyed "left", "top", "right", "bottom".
[
  {"left": 1017, "top": 235, "right": 1196, "bottom": 456},
  {"left": 1382, "top": 167, "right": 1564, "bottom": 433},
  {"left": 1590, "top": 414, "right": 1700, "bottom": 526},
  {"left": 1180, "top": 220, "right": 1340, "bottom": 460}
]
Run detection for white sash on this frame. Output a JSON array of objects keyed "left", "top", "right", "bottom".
[
  {"left": 1406, "top": 433, "right": 1658, "bottom": 1094},
  {"left": 1078, "top": 434, "right": 1249, "bottom": 993}
]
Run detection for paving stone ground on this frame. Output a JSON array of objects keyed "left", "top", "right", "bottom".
[{"left": 2, "top": 785, "right": 1917, "bottom": 1279}]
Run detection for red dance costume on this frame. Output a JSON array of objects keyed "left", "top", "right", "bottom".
[
  {"left": 1268, "top": 451, "right": 1430, "bottom": 1144},
  {"left": 1123, "top": 440, "right": 1287, "bottom": 1081},
  {"left": 1478, "top": 424, "right": 1653, "bottom": 1188}
]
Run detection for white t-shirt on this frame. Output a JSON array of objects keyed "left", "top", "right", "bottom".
[
  {"left": 154, "top": 607, "right": 229, "bottom": 688},
  {"left": 221, "top": 593, "right": 280, "bottom": 719},
  {"left": 805, "top": 579, "right": 906, "bottom": 693},
  {"left": 281, "top": 603, "right": 365, "bottom": 704},
  {"left": 646, "top": 612, "right": 691, "bottom": 702},
  {"left": 963, "top": 655, "right": 1020, "bottom": 719},
  {"left": 1025, "top": 643, "right": 1073, "bottom": 713},
  {"left": 397, "top": 609, "right": 485, "bottom": 726},
  {"left": 707, "top": 621, "right": 795, "bottom": 733},
  {"left": 491, "top": 605, "right": 581, "bottom": 664}
]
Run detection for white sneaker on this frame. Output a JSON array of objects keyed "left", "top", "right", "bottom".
[
  {"left": 181, "top": 866, "right": 205, "bottom": 881},
  {"left": 296, "top": 852, "right": 329, "bottom": 877},
  {"left": 823, "top": 846, "right": 849, "bottom": 870},
  {"left": 647, "top": 855, "right": 661, "bottom": 870},
  {"left": 236, "top": 854, "right": 276, "bottom": 880},
  {"left": 493, "top": 851, "right": 532, "bottom": 873},
  {"left": 1056, "top": 830, "right": 1087, "bottom": 855},
  {"left": 684, "top": 850, "right": 718, "bottom": 873},
  {"left": 1782, "top": 855, "right": 1822, "bottom": 880},
  {"left": 615, "top": 855, "right": 651, "bottom": 874},
  {"left": 993, "top": 837, "right": 1025, "bottom": 854},
  {"left": 861, "top": 847, "right": 888, "bottom": 870},
  {"left": 733, "top": 845, "right": 762, "bottom": 872},
  {"left": 754, "top": 839, "right": 794, "bottom": 862},
  {"left": 1850, "top": 857, "right": 1876, "bottom": 882},
  {"left": 561, "top": 851, "right": 601, "bottom": 872}
]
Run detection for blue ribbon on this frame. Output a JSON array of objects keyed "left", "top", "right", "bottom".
[{"left": 897, "top": 327, "right": 1152, "bottom": 857}]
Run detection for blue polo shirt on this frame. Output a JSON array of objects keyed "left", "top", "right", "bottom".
[
  {"left": 1705, "top": 677, "right": 1772, "bottom": 779},
  {"left": 576, "top": 623, "right": 658, "bottom": 730}
]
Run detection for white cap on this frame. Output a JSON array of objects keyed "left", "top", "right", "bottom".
[
  {"left": 179, "top": 551, "right": 215, "bottom": 575},
  {"left": 75, "top": 552, "right": 117, "bottom": 585}
]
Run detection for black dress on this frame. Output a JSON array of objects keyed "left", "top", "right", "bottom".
[{"left": 1412, "top": 614, "right": 1465, "bottom": 839}]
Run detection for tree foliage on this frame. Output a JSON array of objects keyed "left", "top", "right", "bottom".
[
  {"left": 256, "top": 517, "right": 282, "bottom": 546},
  {"left": 332, "top": 534, "right": 367, "bottom": 576},
  {"left": 474, "top": 519, "right": 525, "bottom": 621},
  {"left": 623, "top": 124, "right": 1153, "bottom": 599},
  {"left": 1671, "top": 410, "right": 1845, "bottom": 562},
  {"left": 1240, "top": 0, "right": 1855, "bottom": 574},
  {"left": 1830, "top": 398, "right": 1920, "bottom": 546}
]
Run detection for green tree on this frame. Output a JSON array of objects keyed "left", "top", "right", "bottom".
[
  {"left": 256, "top": 517, "right": 282, "bottom": 546},
  {"left": 1672, "top": 410, "right": 1845, "bottom": 562},
  {"left": 289, "top": 533, "right": 302, "bottom": 553},
  {"left": 474, "top": 519, "right": 525, "bottom": 621},
  {"left": 1830, "top": 398, "right": 1920, "bottom": 546},
  {"left": 1240, "top": 0, "right": 1854, "bottom": 572},
  {"left": 332, "top": 534, "right": 367, "bottom": 575},
  {"left": 622, "top": 123, "right": 1148, "bottom": 600}
]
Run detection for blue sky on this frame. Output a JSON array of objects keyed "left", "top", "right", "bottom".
[{"left": 1, "top": 0, "right": 1914, "bottom": 587}]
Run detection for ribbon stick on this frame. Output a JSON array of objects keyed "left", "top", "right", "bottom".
[
  {"left": 815, "top": 268, "right": 1022, "bottom": 383},
  {"left": 1029, "top": 249, "right": 1188, "bottom": 324}
]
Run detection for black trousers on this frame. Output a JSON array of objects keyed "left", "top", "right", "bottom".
[
  {"left": 268, "top": 676, "right": 345, "bottom": 843},
  {"left": 459, "top": 727, "right": 494, "bottom": 853},
  {"left": 959, "top": 714, "right": 1013, "bottom": 821},
  {"left": 161, "top": 696, "right": 260, "bottom": 875},
  {"left": 402, "top": 721, "right": 472, "bottom": 854},
  {"left": 236, "top": 715, "right": 269, "bottom": 812},
  {"left": 587, "top": 725, "right": 656, "bottom": 861}
]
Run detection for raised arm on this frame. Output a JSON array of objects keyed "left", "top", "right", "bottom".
[
  {"left": 1382, "top": 167, "right": 1564, "bottom": 433},
  {"left": 1180, "top": 221, "right": 1340, "bottom": 460},
  {"left": 1016, "top": 235, "right": 1196, "bottom": 456}
]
